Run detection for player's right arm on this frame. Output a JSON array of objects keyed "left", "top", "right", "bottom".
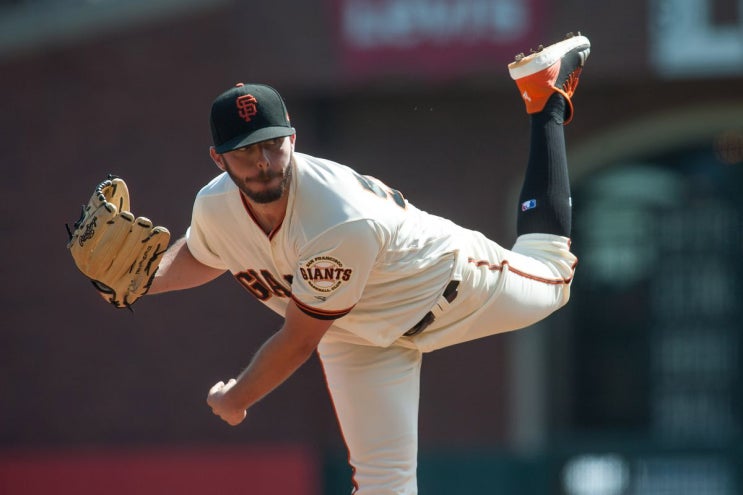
[{"left": 148, "top": 236, "right": 225, "bottom": 294}]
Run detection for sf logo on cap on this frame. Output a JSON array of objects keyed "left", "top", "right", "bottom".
[{"left": 236, "top": 94, "right": 258, "bottom": 122}]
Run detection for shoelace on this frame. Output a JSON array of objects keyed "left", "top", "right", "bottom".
[{"left": 562, "top": 67, "right": 583, "bottom": 96}]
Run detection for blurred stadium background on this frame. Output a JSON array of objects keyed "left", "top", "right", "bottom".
[{"left": 1, "top": 0, "right": 742, "bottom": 493}]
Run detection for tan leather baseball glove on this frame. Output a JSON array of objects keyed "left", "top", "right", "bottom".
[{"left": 66, "top": 176, "right": 170, "bottom": 309}]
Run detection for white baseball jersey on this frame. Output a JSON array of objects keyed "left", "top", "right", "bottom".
[
  {"left": 187, "top": 152, "right": 471, "bottom": 347},
  {"left": 187, "top": 151, "right": 577, "bottom": 495}
]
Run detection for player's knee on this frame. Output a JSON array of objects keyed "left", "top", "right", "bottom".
[{"left": 559, "top": 284, "right": 572, "bottom": 308}]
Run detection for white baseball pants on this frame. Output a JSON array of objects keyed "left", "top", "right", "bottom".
[{"left": 318, "top": 233, "right": 576, "bottom": 494}]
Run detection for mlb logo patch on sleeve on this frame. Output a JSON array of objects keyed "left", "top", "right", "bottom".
[{"left": 521, "top": 199, "right": 537, "bottom": 211}]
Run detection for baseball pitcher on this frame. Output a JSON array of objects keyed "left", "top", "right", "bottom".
[{"left": 67, "top": 33, "right": 590, "bottom": 494}]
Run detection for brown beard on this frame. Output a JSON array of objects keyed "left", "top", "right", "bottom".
[{"left": 226, "top": 157, "right": 292, "bottom": 204}]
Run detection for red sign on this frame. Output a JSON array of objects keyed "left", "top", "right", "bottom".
[
  {"left": 331, "top": 0, "right": 547, "bottom": 82},
  {"left": 0, "top": 446, "right": 320, "bottom": 495}
]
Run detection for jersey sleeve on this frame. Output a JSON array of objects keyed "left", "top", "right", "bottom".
[
  {"left": 291, "top": 219, "right": 383, "bottom": 320},
  {"left": 185, "top": 198, "right": 229, "bottom": 270}
]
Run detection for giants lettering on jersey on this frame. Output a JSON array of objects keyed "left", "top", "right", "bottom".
[
  {"left": 300, "top": 256, "right": 352, "bottom": 293},
  {"left": 235, "top": 269, "right": 293, "bottom": 301}
]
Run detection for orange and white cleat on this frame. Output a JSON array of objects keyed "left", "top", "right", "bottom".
[{"left": 508, "top": 32, "right": 590, "bottom": 124}]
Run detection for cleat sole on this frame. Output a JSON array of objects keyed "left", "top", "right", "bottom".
[{"left": 508, "top": 35, "right": 590, "bottom": 80}]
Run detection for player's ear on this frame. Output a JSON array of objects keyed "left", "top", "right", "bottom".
[
  {"left": 289, "top": 133, "right": 296, "bottom": 146},
  {"left": 209, "top": 146, "right": 226, "bottom": 171}
]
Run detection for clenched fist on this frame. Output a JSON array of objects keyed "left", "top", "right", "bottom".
[{"left": 207, "top": 379, "right": 247, "bottom": 426}]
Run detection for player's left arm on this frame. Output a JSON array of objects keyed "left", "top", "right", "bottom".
[
  {"left": 206, "top": 300, "right": 334, "bottom": 426},
  {"left": 148, "top": 237, "right": 225, "bottom": 295}
]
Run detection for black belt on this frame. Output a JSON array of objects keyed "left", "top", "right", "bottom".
[{"left": 404, "top": 280, "right": 460, "bottom": 337}]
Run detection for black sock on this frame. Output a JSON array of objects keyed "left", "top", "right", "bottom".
[{"left": 516, "top": 93, "right": 572, "bottom": 237}]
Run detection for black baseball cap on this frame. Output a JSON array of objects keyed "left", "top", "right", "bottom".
[{"left": 210, "top": 83, "right": 295, "bottom": 153}]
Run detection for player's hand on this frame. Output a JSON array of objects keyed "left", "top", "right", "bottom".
[{"left": 206, "top": 379, "right": 247, "bottom": 426}]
